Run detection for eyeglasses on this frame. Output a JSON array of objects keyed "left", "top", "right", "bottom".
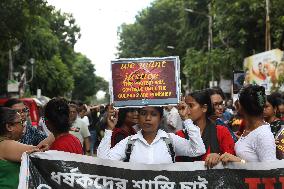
[{"left": 9, "top": 120, "right": 24, "bottom": 127}]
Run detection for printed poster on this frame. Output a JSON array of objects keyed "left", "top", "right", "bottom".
[
  {"left": 110, "top": 57, "right": 181, "bottom": 107},
  {"left": 243, "top": 49, "right": 284, "bottom": 94},
  {"left": 276, "top": 128, "right": 284, "bottom": 159}
]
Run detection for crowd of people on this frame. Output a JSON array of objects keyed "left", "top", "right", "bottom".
[{"left": 0, "top": 84, "right": 284, "bottom": 188}]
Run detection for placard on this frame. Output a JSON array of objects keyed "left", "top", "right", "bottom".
[{"left": 110, "top": 57, "right": 180, "bottom": 107}]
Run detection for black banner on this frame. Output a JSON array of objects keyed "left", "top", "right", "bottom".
[{"left": 19, "top": 151, "right": 284, "bottom": 189}]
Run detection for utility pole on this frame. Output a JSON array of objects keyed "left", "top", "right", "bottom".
[
  {"left": 208, "top": 3, "right": 214, "bottom": 86},
  {"left": 265, "top": 0, "right": 271, "bottom": 51}
]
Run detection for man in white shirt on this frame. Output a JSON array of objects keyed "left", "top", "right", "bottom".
[{"left": 69, "top": 104, "right": 91, "bottom": 154}]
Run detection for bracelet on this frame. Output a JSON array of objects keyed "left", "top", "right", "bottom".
[{"left": 240, "top": 159, "right": 246, "bottom": 164}]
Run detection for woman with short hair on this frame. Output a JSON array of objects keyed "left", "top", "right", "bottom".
[{"left": 0, "top": 107, "right": 39, "bottom": 189}]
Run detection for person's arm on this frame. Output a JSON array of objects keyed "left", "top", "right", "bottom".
[
  {"left": 37, "top": 134, "right": 55, "bottom": 151},
  {"left": 219, "top": 152, "right": 242, "bottom": 164},
  {"left": 28, "top": 126, "right": 48, "bottom": 146},
  {"left": 204, "top": 126, "right": 235, "bottom": 168},
  {"left": 97, "top": 130, "right": 129, "bottom": 161},
  {"left": 170, "top": 119, "right": 206, "bottom": 157},
  {"left": 0, "top": 140, "right": 38, "bottom": 162},
  {"left": 84, "top": 137, "right": 91, "bottom": 154}
]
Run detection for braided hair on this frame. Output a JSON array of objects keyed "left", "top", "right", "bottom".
[{"left": 239, "top": 84, "right": 266, "bottom": 116}]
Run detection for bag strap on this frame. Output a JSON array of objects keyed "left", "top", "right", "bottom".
[
  {"left": 124, "top": 134, "right": 176, "bottom": 163},
  {"left": 183, "top": 129, "right": 190, "bottom": 140},
  {"left": 124, "top": 136, "right": 136, "bottom": 162},
  {"left": 163, "top": 133, "right": 176, "bottom": 163}
]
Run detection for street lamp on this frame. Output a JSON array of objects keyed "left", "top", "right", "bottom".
[{"left": 185, "top": 3, "right": 215, "bottom": 87}]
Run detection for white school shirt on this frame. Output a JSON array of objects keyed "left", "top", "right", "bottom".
[
  {"left": 235, "top": 124, "right": 276, "bottom": 162},
  {"left": 97, "top": 119, "right": 206, "bottom": 164}
]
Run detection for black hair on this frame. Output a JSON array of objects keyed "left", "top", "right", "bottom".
[
  {"left": 270, "top": 92, "right": 284, "bottom": 107},
  {"left": 208, "top": 87, "right": 225, "bottom": 100},
  {"left": 116, "top": 108, "right": 138, "bottom": 128},
  {"left": 44, "top": 98, "right": 70, "bottom": 133},
  {"left": 189, "top": 89, "right": 213, "bottom": 118},
  {"left": 4, "top": 98, "right": 23, "bottom": 108},
  {"left": 0, "top": 107, "right": 18, "bottom": 135},
  {"left": 278, "top": 98, "right": 284, "bottom": 106},
  {"left": 239, "top": 84, "right": 266, "bottom": 116},
  {"left": 266, "top": 95, "right": 279, "bottom": 109},
  {"left": 69, "top": 103, "right": 78, "bottom": 112}
]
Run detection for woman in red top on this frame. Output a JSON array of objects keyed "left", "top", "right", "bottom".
[
  {"left": 176, "top": 89, "right": 235, "bottom": 168},
  {"left": 44, "top": 98, "right": 83, "bottom": 154},
  {"left": 111, "top": 108, "right": 138, "bottom": 148}
]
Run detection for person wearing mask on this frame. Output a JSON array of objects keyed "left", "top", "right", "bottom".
[
  {"left": 4, "top": 99, "right": 54, "bottom": 148},
  {"left": 97, "top": 106, "right": 205, "bottom": 164},
  {"left": 69, "top": 104, "right": 91, "bottom": 154},
  {"left": 44, "top": 98, "right": 83, "bottom": 154},
  {"left": 220, "top": 84, "right": 276, "bottom": 163},
  {"left": 175, "top": 89, "right": 235, "bottom": 168},
  {"left": 264, "top": 95, "right": 284, "bottom": 137},
  {"left": 0, "top": 107, "right": 40, "bottom": 189},
  {"left": 111, "top": 108, "right": 138, "bottom": 147}
]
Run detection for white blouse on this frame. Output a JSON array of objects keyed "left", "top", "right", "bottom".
[
  {"left": 235, "top": 124, "right": 276, "bottom": 162},
  {"left": 97, "top": 119, "right": 206, "bottom": 164}
]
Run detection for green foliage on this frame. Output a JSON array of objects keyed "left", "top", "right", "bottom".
[
  {"left": 117, "top": 0, "right": 284, "bottom": 91},
  {"left": 71, "top": 53, "right": 108, "bottom": 103},
  {"left": 0, "top": 0, "right": 108, "bottom": 101},
  {"left": 31, "top": 55, "right": 74, "bottom": 97}
]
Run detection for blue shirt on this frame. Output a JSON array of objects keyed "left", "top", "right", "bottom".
[{"left": 20, "top": 123, "right": 47, "bottom": 146}]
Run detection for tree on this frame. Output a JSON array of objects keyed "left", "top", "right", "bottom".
[
  {"left": 117, "top": 0, "right": 284, "bottom": 91},
  {"left": 71, "top": 53, "right": 108, "bottom": 103},
  {"left": 0, "top": 0, "right": 108, "bottom": 100}
]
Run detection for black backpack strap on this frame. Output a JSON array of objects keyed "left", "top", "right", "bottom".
[
  {"left": 124, "top": 136, "right": 136, "bottom": 162},
  {"left": 183, "top": 129, "right": 189, "bottom": 140},
  {"left": 163, "top": 134, "right": 176, "bottom": 163}
]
